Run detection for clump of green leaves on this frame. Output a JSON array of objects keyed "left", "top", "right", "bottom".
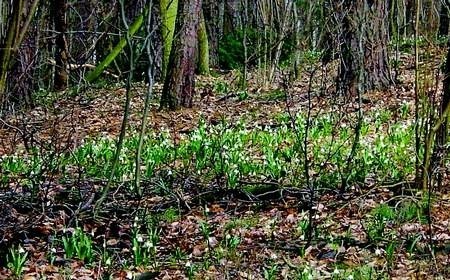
[
  {"left": 7, "top": 245, "right": 28, "bottom": 277},
  {"left": 131, "top": 216, "right": 160, "bottom": 267},
  {"left": 363, "top": 204, "right": 395, "bottom": 243},
  {"left": 62, "top": 227, "right": 94, "bottom": 263}
]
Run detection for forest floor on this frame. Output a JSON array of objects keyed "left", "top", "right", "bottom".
[{"left": 0, "top": 51, "right": 450, "bottom": 279}]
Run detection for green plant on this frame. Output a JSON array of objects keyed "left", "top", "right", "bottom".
[
  {"left": 199, "top": 220, "right": 211, "bottom": 241},
  {"left": 218, "top": 28, "right": 259, "bottom": 69},
  {"left": 62, "top": 227, "right": 94, "bottom": 263},
  {"left": 364, "top": 204, "right": 394, "bottom": 243},
  {"left": 214, "top": 80, "right": 229, "bottom": 94},
  {"left": 100, "top": 238, "right": 113, "bottom": 269},
  {"left": 131, "top": 217, "right": 160, "bottom": 267},
  {"left": 405, "top": 233, "right": 422, "bottom": 255},
  {"left": 169, "top": 247, "right": 187, "bottom": 265},
  {"left": 296, "top": 217, "right": 309, "bottom": 239},
  {"left": 259, "top": 89, "right": 286, "bottom": 101},
  {"left": 385, "top": 241, "right": 396, "bottom": 270},
  {"left": 353, "top": 264, "right": 379, "bottom": 280},
  {"left": 185, "top": 261, "right": 197, "bottom": 280},
  {"left": 397, "top": 201, "right": 422, "bottom": 223},
  {"left": 296, "top": 266, "right": 313, "bottom": 280},
  {"left": 224, "top": 217, "right": 259, "bottom": 232},
  {"left": 263, "top": 263, "right": 278, "bottom": 280},
  {"left": 223, "top": 234, "right": 240, "bottom": 251},
  {"left": 237, "top": 90, "right": 249, "bottom": 101},
  {"left": 399, "top": 102, "right": 410, "bottom": 119},
  {"left": 7, "top": 245, "right": 28, "bottom": 277},
  {"left": 159, "top": 207, "right": 180, "bottom": 223}
]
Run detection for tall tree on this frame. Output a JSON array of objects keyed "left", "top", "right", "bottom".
[
  {"left": 202, "top": 0, "right": 223, "bottom": 68},
  {"left": 338, "top": 0, "right": 392, "bottom": 95},
  {"left": 160, "top": 0, "right": 202, "bottom": 109},
  {"left": 198, "top": 10, "right": 210, "bottom": 75},
  {"left": 160, "top": 0, "right": 178, "bottom": 79},
  {"left": 0, "top": 0, "right": 39, "bottom": 107},
  {"left": 52, "top": 0, "right": 68, "bottom": 91},
  {"left": 439, "top": 0, "right": 450, "bottom": 37}
]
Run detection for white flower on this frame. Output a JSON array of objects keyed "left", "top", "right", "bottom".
[
  {"left": 333, "top": 268, "right": 340, "bottom": 275},
  {"left": 18, "top": 246, "right": 25, "bottom": 254},
  {"left": 136, "top": 235, "right": 144, "bottom": 243}
]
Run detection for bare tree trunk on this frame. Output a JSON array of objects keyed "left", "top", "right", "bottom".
[
  {"left": 439, "top": 0, "right": 450, "bottom": 37},
  {"left": 52, "top": 0, "right": 68, "bottom": 91},
  {"left": 405, "top": 0, "right": 414, "bottom": 36},
  {"left": 160, "top": 0, "right": 202, "bottom": 109},
  {"left": 0, "top": 0, "right": 23, "bottom": 104},
  {"left": 0, "top": 0, "right": 39, "bottom": 108},
  {"left": 203, "top": 0, "right": 223, "bottom": 68},
  {"left": 338, "top": 0, "right": 392, "bottom": 95}
]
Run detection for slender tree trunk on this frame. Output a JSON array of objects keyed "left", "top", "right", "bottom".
[
  {"left": 0, "top": 0, "right": 23, "bottom": 105},
  {"left": 198, "top": 10, "right": 210, "bottom": 75},
  {"left": 439, "top": 0, "right": 450, "bottom": 37},
  {"left": 160, "top": 0, "right": 178, "bottom": 79},
  {"left": 202, "top": 0, "right": 222, "bottom": 68},
  {"left": 52, "top": 0, "right": 68, "bottom": 91},
  {"left": 160, "top": 0, "right": 202, "bottom": 109},
  {"left": 0, "top": 0, "right": 39, "bottom": 107},
  {"left": 435, "top": 38, "right": 450, "bottom": 169},
  {"left": 405, "top": 0, "right": 414, "bottom": 36}
]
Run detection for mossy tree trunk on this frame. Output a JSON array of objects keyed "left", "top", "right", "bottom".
[
  {"left": 85, "top": 9, "right": 145, "bottom": 82},
  {"left": 160, "top": 0, "right": 202, "bottom": 110},
  {"left": 198, "top": 10, "right": 210, "bottom": 75},
  {"left": 160, "top": 0, "right": 178, "bottom": 79}
]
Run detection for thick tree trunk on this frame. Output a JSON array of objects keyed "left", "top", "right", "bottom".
[
  {"left": 52, "top": 0, "right": 68, "bottom": 91},
  {"left": 160, "top": 0, "right": 202, "bottom": 110},
  {"left": 338, "top": 0, "right": 392, "bottom": 95}
]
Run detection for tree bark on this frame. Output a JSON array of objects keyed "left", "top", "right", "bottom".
[
  {"left": 160, "top": 0, "right": 178, "bottom": 79},
  {"left": 439, "top": 0, "right": 450, "bottom": 37},
  {"left": 0, "top": 0, "right": 39, "bottom": 107},
  {"left": 160, "top": 0, "right": 202, "bottom": 110},
  {"left": 338, "top": 0, "right": 392, "bottom": 95},
  {"left": 0, "top": 0, "right": 23, "bottom": 105},
  {"left": 52, "top": 0, "right": 68, "bottom": 91},
  {"left": 202, "top": 0, "right": 223, "bottom": 68},
  {"left": 198, "top": 10, "right": 210, "bottom": 75},
  {"left": 437, "top": 38, "right": 450, "bottom": 157}
]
